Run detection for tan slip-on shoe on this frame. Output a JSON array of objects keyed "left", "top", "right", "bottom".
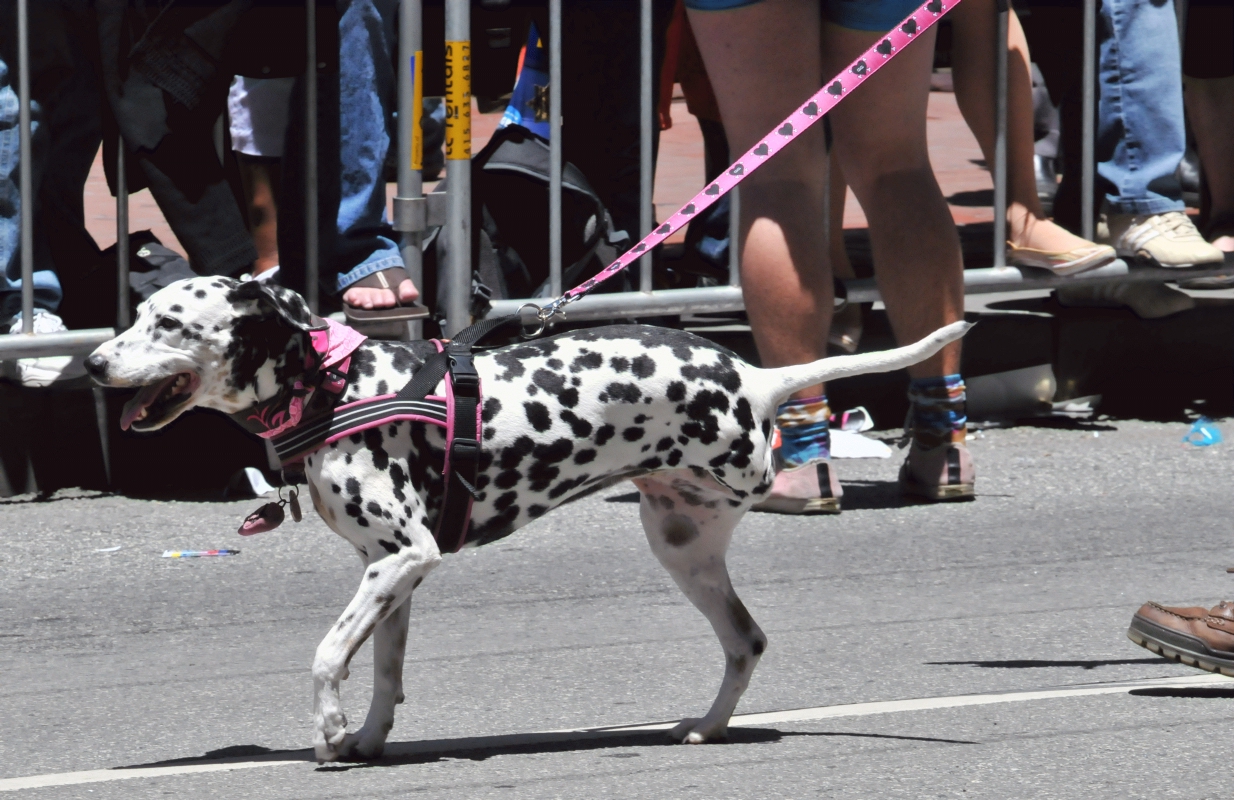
[{"left": 1006, "top": 241, "right": 1117, "bottom": 276}]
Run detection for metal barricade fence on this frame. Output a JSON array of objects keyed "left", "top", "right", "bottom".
[{"left": 2, "top": 0, "right": 1229, "bottom": 361}]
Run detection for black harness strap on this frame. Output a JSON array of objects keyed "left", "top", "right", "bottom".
[{"left": 396, "top": 315, "right": 523, "bottom": 553}]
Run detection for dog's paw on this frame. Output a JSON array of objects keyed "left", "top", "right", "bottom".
[
  {"left": 669, "top": 717, "right": 728, "bottom": 744},
  {"left": 336, "top": 730, "right": 386, "bottom": 761},
  {"left": 313, "top": 709, "right": 349, "bottom": 761}
]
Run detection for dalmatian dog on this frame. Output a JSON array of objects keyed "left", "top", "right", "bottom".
[{"left": 85, "top": 277, "right": 966, "bottom": 762}]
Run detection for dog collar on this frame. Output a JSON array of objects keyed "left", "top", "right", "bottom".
[{"left": 231, "top": 316, "right": 367, "bottom": 441}]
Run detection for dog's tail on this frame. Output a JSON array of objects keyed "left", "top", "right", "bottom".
[{"left": 754, "top": 321, "right": 972, "bottom": 407}]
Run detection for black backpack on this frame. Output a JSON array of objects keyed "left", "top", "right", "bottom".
[{"left": 422, "top": 124, "right": 630, "bottom": 320}]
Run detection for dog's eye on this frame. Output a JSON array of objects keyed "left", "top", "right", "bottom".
[{"left": 156, "top": 317, "right": 182, "bottom": 331}]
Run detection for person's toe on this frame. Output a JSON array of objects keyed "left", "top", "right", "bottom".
[{"left": 396, "top": 279, "right": 420, "bottom": 303}]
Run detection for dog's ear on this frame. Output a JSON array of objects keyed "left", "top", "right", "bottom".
[{"left": 229, "top": 281, "right": 316, "bottom": 331}]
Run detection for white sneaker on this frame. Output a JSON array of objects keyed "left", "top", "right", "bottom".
[
  {"left": 1102, "top": 211, "right": 1225, "bottom": 269},
  {"left": 3, "top": 309, "right": 89, "bottom": 387}
]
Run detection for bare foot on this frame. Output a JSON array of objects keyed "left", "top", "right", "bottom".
[
  {"left": 1008, "top": 203, "right": 1099, "bottom": 253},
  {"left": 343, "top": 279, "right": 420, "bottom": 310}
]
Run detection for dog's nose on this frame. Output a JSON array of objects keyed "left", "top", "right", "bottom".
[{"left": 84, "top": 353, "right": 108, "bottom": 381}]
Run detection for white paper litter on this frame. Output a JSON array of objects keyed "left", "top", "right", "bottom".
[{"left": 830, "top": 429, "right": 892, "bottom": 459}]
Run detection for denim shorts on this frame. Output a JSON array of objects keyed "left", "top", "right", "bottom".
[{"left": 684, "top": 0, "right": 923, "bottom": 33}]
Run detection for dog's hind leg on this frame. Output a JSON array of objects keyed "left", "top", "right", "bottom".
[
  {"left": 336, "top": 594, "right": 412, "bottom": 760},
  {"left": 633, "top": 474, "right": 765, "bottom": 744},
  {"left": 312, "top": 537, "right": 440, "bottom": 762}
]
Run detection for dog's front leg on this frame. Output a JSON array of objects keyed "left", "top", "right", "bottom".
[
  {"left": 335, "top": 594, "right": 411, "bottom": 760},
  {"left": 312, "top": 538, "right": 440, "bottom": 762}
]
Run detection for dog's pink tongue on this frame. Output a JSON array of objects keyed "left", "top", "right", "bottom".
[{"left": 120, "top": 375, "right": 178, "bottom": 430}]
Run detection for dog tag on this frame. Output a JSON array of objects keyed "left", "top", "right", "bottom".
[
  {"left": 239, "top": 502, "right": 284, "bottom": 535},
  {"left": 289, "top": 488, "right": 303, "bottom": 523}
]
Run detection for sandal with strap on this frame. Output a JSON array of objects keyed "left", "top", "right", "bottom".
[{"left": 342, "top": 266, "right": 431, "bottom": 323}]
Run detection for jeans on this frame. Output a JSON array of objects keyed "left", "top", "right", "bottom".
[
  {"left": 1095, "top": 0, "right": 1186, "bottom": 215},
  {"left": 279, "top": 0, "right": 402, "bottom": 298}
]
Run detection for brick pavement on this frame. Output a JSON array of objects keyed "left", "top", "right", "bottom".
[{"left": 82, "top": 87, "right": 994, "bottom": 269}]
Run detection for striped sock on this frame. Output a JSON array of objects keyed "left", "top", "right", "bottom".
[
  {"left": 907, "top": 374, "right": 967, "bottom": 449},
  {"left": 775, "top": 395, "right": 831, "bottom": 469}
]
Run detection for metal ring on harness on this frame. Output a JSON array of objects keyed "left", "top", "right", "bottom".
[{"left": 517, "top": 302, "right": 553, "bottom": 339}]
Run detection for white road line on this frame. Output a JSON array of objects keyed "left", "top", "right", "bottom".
[{"left": 2, "top": 673, "right": 1228, "bottom": 792}]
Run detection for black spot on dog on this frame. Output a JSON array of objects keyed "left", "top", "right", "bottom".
[
  {"left": 546, "top": 358, "right": 563, "bottom": 369},
  {"left": 570, "top": 350, "right": 603, "bottom": 373},
  {"left": 495, "top": 469, "right": 522, "bottom": 489},
  {"left": 610, "top": 356, "right": 629, "bottom": 373},
  {"left": 602, "top": 382, "right": 642, "bottom": 404},
  {"left": 494, "top": 491, "right": 518, "bottom": 511},
  {"left": 528, "top": 504, "right": 548, "bottom": 519},
  {"left": 549, "top": 474, "right": 588, "bottom": 500},
  {"left": 560, "top": 409, "right": 593, "bottom": 438},
  {"left": 345, "top": 478, "right": 361, "bottom": 497},
  {"left": 195, "top": 289, "right": 207, "bottom": 299},
  {"left": 666, "top": 381, "right": 686, "bottom": 402},
  {"left": 378, "top": 539, "right": 400, "bottom": 554},
  {"left": 663, "top": 515, "right": 698, "bottom": 547},
  {"left": 638, "top": 456, "right": 662, "bottom": 470},
  {"left": 367, "top": 570, "right": 380, "bottom": 580},
  {"left": 574, "top": 448, "right": 597, "bottom": 464},
  {"left": 728, "top": 594, "right": 756, "bottom": 636},
  {"left": 501, "top": 436, "right": 535, "bottom": 468},
  {"left": 666, "top": 449, "right": 683, "bottom": 467},
  {"left": 623, "top": 426, "right": 645, "bottom": 442},
  {"left": 482, "top": 397, "right": 502, "bottom": 423},
  {"left": 680, "top": 356, "right": 741, "bottom": 392},
  {"left": 595, "top": 425, "right": 615, "bottom": 446},
  {"left": 524, "top": 401, "right": 552, "bottom": 432},
  {"left": 366, "top": 501, "right": 383, "bottom": 517},
  {"left": 630, "top": 355, "right": 656, "bottom": 379},
  {"left": 656, "top": 437, "right": 674, "bottom": 452}
]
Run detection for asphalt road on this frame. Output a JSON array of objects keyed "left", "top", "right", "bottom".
[{"left": 3, "top": 419, "right": 1233, "bottom": 799}]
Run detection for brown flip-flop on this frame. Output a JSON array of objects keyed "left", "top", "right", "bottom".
[{"left": 342, "top": 267, "right": 431, "bottom": 323}]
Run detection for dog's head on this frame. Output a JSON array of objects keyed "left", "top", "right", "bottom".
[{"left": 86, "top": 277, "right": 316, "bottom": 431}]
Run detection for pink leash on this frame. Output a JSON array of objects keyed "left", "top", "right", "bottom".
[{"left": 530, "top": 0, "right": 957, "bottom": 330}]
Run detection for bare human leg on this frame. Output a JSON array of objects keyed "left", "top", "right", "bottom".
[
  {"left": 687, "top": 0, "right": 832, "bottom": 401},
  {"left": 1185, "top": 75, "right": 1234, "bottom": 252},
  {"left": 822, "top": 22, "right": 962, "bottom": 381},
  {"left": 236, "top": 154, "right": 282, "bottom": 276},
  {"left": 950, "top": 0, "right": 1112, "bottom": 269}
]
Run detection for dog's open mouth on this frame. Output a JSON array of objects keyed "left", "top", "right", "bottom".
[{"left": 120, "top": 372, "right": 200, "bottom": 431}]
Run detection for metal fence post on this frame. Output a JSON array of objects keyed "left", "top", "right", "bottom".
[
  {"left": 639, "top": 0, "right": 653, "bottom": 294},
  {"left": 305, "top": 0, "right": 319, "bottom": 313},
  {"left": 549, "top": 0, "right": 562, "bottom": 297},
  {"left": 444, "top": 0, "right": 471, "bottom": 336},
  {"left": 992, "top": 1, "right": 1009, "bottom": 269},
  {"left": 116, "top": 144, "right": 129, "bottom": 328},
  {"left": 17, "top": 0, "right": 33, "bottom": 333},
  {"left": 1081, "top": 0, "right": 1096, "bottom": 241},
  {"left": 397, "top": 0, "right": 424, "bottom": 339}
]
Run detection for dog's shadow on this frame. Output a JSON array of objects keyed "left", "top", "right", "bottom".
[
  {"left": 118, "top": 727, "right": 973, "bottom": 774},
  {"left": 606, "top": 482, "right": 935, "bottom": 512}
]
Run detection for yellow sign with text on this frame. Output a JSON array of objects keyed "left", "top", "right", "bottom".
[
  {"left": 411, "top": 50, "right": 423, "bottom": 171},
  {"left": 444, "top": 41, "right": 471, "bottom": 161}
]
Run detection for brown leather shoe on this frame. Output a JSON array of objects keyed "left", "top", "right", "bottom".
[{"left": 1127, "top": 600, "right": 1234, "bottom": 676}]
